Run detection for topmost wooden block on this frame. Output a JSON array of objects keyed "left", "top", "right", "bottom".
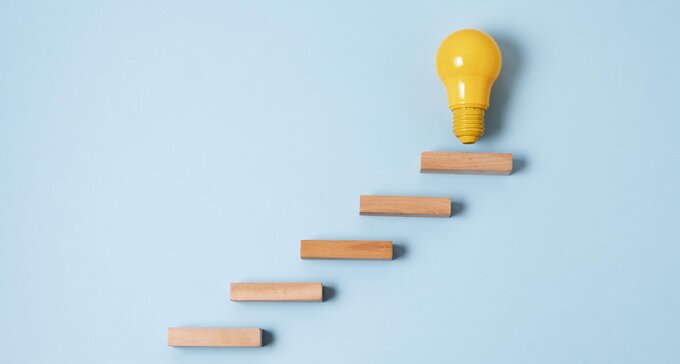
[{"left": 420, "top": 152, "right": 512, "bottom": 175}]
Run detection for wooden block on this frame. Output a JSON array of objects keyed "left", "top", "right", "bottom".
[
  {"left": 230, "top": 283, "right": 323, "bottom": 302},
  {"left": 420, "top": 152, "right": 512, "bottom": 175},
  {"left": 360, "top": 195, "right": 451, "bottom": 217},
  {"left": 168, "top": 328, "right": 262, "bottom": 347},
  {"left": 300, "top": 240, "right": 393, "bottom": 260}
]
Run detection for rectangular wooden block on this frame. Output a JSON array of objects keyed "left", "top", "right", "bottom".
[
  {"left": 168, "top": 328, "right": 262, "bottom": 347},
  {"left": 420, "top": 152, "right": 512, "bottom": 175},
  {"left": 230, "top": 282, "right": 323, "bottom": 302},
  {"left": 360, "top": 195, "right": 451, "bottom": 217},
  {"left": 300, "top": 240, "right": 393, "bottom": 260}
]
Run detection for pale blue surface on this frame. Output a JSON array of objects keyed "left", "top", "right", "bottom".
[{"left": 2, "top": 1, "right": 680, "bottom": 362}]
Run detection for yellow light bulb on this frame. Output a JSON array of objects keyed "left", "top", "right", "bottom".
[{"left": 436, "top": 29, "right": 502, "bottom": 144}]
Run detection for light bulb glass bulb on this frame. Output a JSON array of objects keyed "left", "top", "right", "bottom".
[{"left": 436, "top": 29, "right": 502, "bottom": 144}]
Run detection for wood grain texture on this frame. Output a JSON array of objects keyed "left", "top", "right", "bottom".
[
  {"left": 230, "top": 283, "right": 323, "bottom": 302},
  {"left": 420, "top": 152, "right": 512, "bottom": 175},
  {"left": 359, "top": 195, "right": 451, "bottom": 217},
  {"left": 168, "top": 328, "right": 262, "bottom": 347},
  {"left": 300, "top": 240, "right": 393, "bottom": 260}
]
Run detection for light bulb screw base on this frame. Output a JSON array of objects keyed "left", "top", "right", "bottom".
[{"left": 452, "top": 107, "right": 485, "bottom": 144}]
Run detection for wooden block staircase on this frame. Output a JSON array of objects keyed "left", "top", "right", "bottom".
[{"left": 169, "top": 152, "right": 513, "bottom": 347}]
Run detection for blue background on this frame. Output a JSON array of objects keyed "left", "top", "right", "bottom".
[{"left": 2, "top": 1, "right": 680, "bottom": 363}]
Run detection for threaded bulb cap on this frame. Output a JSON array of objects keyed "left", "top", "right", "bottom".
[{"left": 452, "top": 107, "right": 484, "bottom": 144}]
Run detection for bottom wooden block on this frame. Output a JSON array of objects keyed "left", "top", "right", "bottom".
[{"left": 168, "top": 328, "right": 262, "bottom": 347}]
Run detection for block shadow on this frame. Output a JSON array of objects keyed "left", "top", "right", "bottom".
[
  {"left": 451, "top": 201, "right": 465, "bottom": 217},
  {"left": 512, "top": 157, "right": 527, "bottom": 174},
  {"left": 392, "top": 244, "right": 408, "bottom": 259},
  {"left": 322, "top": 286, "right": 336, "bottom": 302},
  {"left": 262, "top": 329, "right": 274, "bottom": 347}
]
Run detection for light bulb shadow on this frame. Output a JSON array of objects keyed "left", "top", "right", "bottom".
[{"left": 483, "top": 31, "right": 524, "bottom": 141}]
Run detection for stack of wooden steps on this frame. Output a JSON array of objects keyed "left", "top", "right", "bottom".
[{"left": 168, "top": 152, "right": 513, "bottom": 347}]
